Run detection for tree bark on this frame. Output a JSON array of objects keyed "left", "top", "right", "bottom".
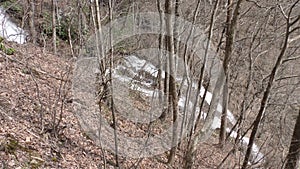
[
  {"left": 52, "top": 0, "right": 57, "bottom": 54},
  {"left": 284, "top": 109, "right": 300, "bottom": 169},
  {"left": 77, "top": 0, "right": 83, "bottom": 49},
  {"left": 156, "top": 0, "right": 166, "bottom": 119},
  {"left": 108, "top": 0, "right": 119, "bottom": 167},
  {"left": 165, "top": 0, "right": 179, "bottom": 164},
  {"left": 28, "top": 0, "right": 36, "bottom": 44}
]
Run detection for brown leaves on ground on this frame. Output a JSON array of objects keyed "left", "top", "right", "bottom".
[{"left": 0, "top": 42, "right": 104, "bottom": 168}]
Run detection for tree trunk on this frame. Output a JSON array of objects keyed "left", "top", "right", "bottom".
[
  {"left": 28, "top": 0, "right": 36, "bottom": 44},
  {"left": 156, "top": 0, "right": 165, "bottom": 118},
  {"left": 108, "top": 0, "right": 119, "bottom": 167},
  {"left": 77, "top": 0, "right": 83, "bottom": 49},
  {"left": 219, "top": 0, "right": 243, "bottom": 147},
  {"left": 52, "top": 0, "right": 57, "bottom": 54},
  {"left": 173, "top": 0, "right": 180, "bottom": 72},
  {"left": 284, "top": 109, "right": 300, "bottom": 169},
  {"left": 164, "top": 0, "right": 179, "bottom": 164}
]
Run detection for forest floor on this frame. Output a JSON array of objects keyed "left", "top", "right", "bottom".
[{"left": 0, "top": 41, "right": 237, "bottom": 169}]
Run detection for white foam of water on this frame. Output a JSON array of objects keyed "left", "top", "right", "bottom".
[
  {"left": 124, "top": 55, "right": 159, "bottom": 77},
  {"left": 0, "top": 8, "right": 26, "bottom": 44}
]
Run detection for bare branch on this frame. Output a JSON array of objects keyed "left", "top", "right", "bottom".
[
  {"left": 278, "top": 4, "right": 288, "bottom": 19},
  {"left": 290, "top": 15, "right": 300, "bottom": 26},
  {"left": 289, "top": 26, "right": 300, "bottom": 34},
  {"left": 275, "top": 75, "right": 300, "bottom": 81},
  {"left": 288, "top": 0, "right": 300, "bottom": 18},
  {"left": 282, "top": 55, "right": 300, "bottom": 63}
]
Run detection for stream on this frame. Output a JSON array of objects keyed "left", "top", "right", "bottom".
[{"left": 113, "top": 54, "right": 264, "bottom": 164}]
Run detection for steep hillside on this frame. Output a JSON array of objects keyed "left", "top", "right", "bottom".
[
  {"left": 0, "top": 40, "right": 242, "bottom": 169},
  {"left": 0, "top": 0, "right": 299, "bottom": 168},
  {"left": 0, "top": 42, "right": 105, "bottom": 168}
]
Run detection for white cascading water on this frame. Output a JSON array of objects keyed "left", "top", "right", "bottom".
[{"left": 0, "top": 7, "right": 26, "bottom": 44}]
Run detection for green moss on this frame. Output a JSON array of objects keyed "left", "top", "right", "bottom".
[
  {"left": 52, "top": 157, "right": 58, "bottom": 162},
  {"left": 0, "top": 138, "right": 29, "bottom": 155},
  {"left": 0, "top": 136, "right": 34, "bottom": 157},
  {"left": 6, "top": 138, "right": 19, "bottom": 153},
  {"left": 5, "top": 47, "right": 15, "bottom": 55},
  {"left": 0, "top": 43, "right": 5, "bottom": 51},
  {"left": 0, "top": 42, "right": 16, "bottom": 55}
]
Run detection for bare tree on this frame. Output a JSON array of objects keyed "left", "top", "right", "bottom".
[{"left": 164, "top": 0, "right": 180, "bottom": 164}]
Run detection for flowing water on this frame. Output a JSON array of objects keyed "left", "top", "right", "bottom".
[{"left": 0, "top": 7, "right": 26, "bottom": 44}]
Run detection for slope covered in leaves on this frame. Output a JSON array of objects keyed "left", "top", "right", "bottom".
[{"left": 0, "top": 42, "right": 109, "bottom": 168}]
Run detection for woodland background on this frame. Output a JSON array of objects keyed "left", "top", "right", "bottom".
[{"left": 0, "top": 0, "right": 299, "bottom": 168}]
